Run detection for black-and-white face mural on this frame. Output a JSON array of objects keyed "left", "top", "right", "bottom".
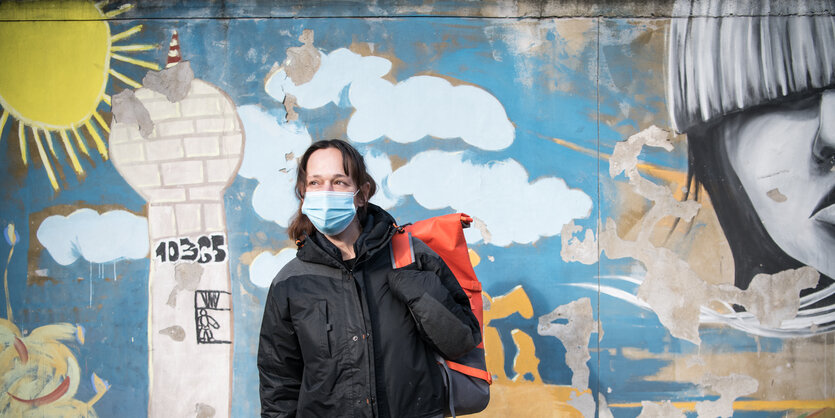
[
  {"left": 722, "top": 92, "right": 835, "bottom": 280},
  {"left": 668, "top": 5, "right": 835, "bottom": 332}
]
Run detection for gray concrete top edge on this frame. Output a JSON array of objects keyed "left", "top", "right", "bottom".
[{"left": 0, "top": 0, "right": 832, "bottom": 21}]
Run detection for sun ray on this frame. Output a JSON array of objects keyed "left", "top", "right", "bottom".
[
  {"left": 42, "top": 129, "right": 58, "bottom": 159},
  {"left": 84, "top": 120, "right": 109, "bottom": 161},
  {"left": 111, "top": 53, "right": 161, "bottom": 71},
  {"left": 108, "top": 69, "right": 142, "bottom": 89},
  {"left": 104, "top": 3, "right": 133, "bottom": 19},
  {"left": 18, "top": 123, "right": 28, "bottom": 166},
  {"left": 58, "top": 130, "right": 84, "bottom": 175},
  {"left": 92, "top": 111, "right": 110, "bottom": 134},
  {"left": 110, "top": 44, "right": 157, "bottom": 52},
  {"left": 32, "top": 128, "right": 59, "bottom": 191},
  {"left": 0, "top": 110, "right": 9, "bottom": 140},
  {"left": 102, "top": 94, "right": 111, "bottom": 107},
  {"left": 70, "top": 127, "right": 90, "bottom": 157},
  {"left": 110, "top": 24, "right": 143, "bottom": 43}
]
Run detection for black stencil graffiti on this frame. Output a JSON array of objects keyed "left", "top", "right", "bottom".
[
  {"left": 194, "top": 290, "right": 231, "bottom": 344},
  {"left": 155, "top": 234, "right": 228, "bottom": 264}
]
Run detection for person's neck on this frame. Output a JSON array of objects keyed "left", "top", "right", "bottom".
[{"left": 325, "top": 218, "right": 361, "bottom": 260}]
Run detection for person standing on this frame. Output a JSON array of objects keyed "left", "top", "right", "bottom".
[{"left": 258, "top": 139, "right": 481, "bottom": 417}]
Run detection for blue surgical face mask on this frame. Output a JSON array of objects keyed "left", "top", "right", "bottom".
[{"left": 301, "top": 190, "right": 359, "bottom": 236}]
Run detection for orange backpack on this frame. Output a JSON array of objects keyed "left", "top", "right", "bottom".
[{"left": 390, "top": 213, "right": 491, "bottom": 417}]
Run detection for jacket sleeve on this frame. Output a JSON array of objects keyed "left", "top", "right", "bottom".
[
  {"left": 386, "top": 238, "right": 481, "bottom": 360},
  {"left": 258, "top": 279, "right": 302, "bottom": 417}
]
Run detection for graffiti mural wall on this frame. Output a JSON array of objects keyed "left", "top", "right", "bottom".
[{"left": 1, "top": 0, "right": 833, "bottom": 416}]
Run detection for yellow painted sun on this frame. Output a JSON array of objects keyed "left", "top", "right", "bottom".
[{"left": 0, "top": 0, "right": 159, "bottom": 191}]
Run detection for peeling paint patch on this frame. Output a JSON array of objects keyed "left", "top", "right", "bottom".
[
  {"left": 195, "top": 402, "right": 215, "bottom": 418},
  {"left": 720, "top": 267, "right": 818, "bottom": 328},
  {"left": 695, "top": 373, "right": 759, "bottom": 418},
  {"left": 537, "top": 297, "right": 601, "bottom": 390},
  {"left": 637, "top": 400, "right": 686, "bottom": 418},
  {"left": 766, "top": 188, "right": 787, "bottom": 202},
  {"left": 471, "top": 217, "right": 492, "bottom": 244},
  {"left": 561, "top": 126, "right": 819, "bottom": 344},
  {"left": 283, "top": 93, "right": 299, "bottom": 122},
  {"left": 167, "top": 263, "right": 204, "bottom": 307},
  {"left": 635, "top": 333, "right": 834, "bottom": 400},
  {"left": 112, "top": 90, "right": 154, "bottom": 138},
  {"left": 283, "top": 30, "right": 321, "bottom": 86},
  {"left": 142, "top": 61, "right": 195, "bottom": 103},
  {"left": 598, "top": 393, "right": 615, "bottom": 418},
  {"left": 159, "top": 325, "right": 185, "bottom": 342},
  {"left": 561, "top": 220, "right": 598, "bottom": 264},
  {"left": 567, "top": 391, "right": 595, "bottom": 418}
]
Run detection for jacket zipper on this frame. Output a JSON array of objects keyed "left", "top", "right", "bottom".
[{"left": 347, "top": 266, "right": 378, "bottom": 416}]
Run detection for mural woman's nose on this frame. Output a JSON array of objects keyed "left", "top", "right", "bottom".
[{"left": 813, "top": 90, "right": 835, "bottom": 166}]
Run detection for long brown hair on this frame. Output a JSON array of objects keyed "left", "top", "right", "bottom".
[{"left": 287, "top": 139, "right": 377, "bottom": 241}]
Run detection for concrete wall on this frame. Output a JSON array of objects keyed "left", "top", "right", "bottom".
[{"left": 1, "top": 0, "right": 833, "bottom": 416}]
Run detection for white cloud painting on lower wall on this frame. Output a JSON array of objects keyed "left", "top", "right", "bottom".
[{"left": 36, "top": 208, "right": 150, "bottom": 265}]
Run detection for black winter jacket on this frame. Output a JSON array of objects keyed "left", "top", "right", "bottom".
[{"left": 258, "top": 205, "right": 481, "bottom": 417}]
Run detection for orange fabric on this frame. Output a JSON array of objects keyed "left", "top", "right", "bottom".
[
  {"left": 446, "top": 360, "right": 493, "bottom": 384},
  {"left": 405, "top": 213, "right": 485, "bottom": 331},
  {"left": 390, "top": 231, "right": 413, "bottom": 269}
]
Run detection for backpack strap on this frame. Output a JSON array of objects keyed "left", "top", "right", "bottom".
[
  {"left": 446, "top": 359, "right": 493, "bottom": 384},
  {"left": 436, "top": 354, "right": 458, "bottom": 418},
  {"left": 390, "top": 229, "right": 415, "bottom": 269}
]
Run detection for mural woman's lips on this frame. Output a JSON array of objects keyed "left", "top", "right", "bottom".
[{"left": 810, "top": 186, "right": 835, "bottom": 223}]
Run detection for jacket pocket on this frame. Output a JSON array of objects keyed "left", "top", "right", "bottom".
[{"left": 293, "top": 300, "right": 331, "bottom": 357}]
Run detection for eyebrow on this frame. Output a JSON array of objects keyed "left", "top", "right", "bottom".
[{"left": 307, "top": 173, "right": 349, "bottom": 180}]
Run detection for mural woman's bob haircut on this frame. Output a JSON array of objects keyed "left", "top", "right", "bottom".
[
  {"left": 668, "top": 12, "right": 835, "bottom": 133},
  {"left": 288, "top": 139, "right": 377, "bottom": 241}
]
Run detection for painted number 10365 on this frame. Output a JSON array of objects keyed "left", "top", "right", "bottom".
[{"left": 154, "top": 234, "right": 227, "bottom": 263}]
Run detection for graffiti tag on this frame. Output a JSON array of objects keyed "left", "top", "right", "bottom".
[{"left": 154, "top": 234, "right": 227, "bottom": 264}]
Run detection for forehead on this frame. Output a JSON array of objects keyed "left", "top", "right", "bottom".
[{"left": 306, "top": 147, "right": 348, "bottom": 177}]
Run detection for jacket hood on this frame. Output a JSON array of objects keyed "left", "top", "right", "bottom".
[{"left": 296, "top": 203, "right": 398, "bottom": 269}]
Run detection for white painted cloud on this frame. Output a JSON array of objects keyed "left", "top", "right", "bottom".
[
  {"left": 237, "top": 104, "right": 311, "bottom": 226},
  {"left": 347, "top": 75, "right": 514, "bottom": 150},
  {"left": 265, "top": 48, "right": 391, "bottom": 109},
  {"left": 36, "top": 208, "right": 149, "bottom": 265},
  {"left": 388, "top": 150, "right": 592, "bottom": 246},
  {"left": 265, "top": 48, "right": 514, "bottom": 150},
  {"left": 364, "top": 150, "right": 399, "bottom": 210},
  {"left": 250, "top": 248, "right": 297, "bottom": 288}
]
